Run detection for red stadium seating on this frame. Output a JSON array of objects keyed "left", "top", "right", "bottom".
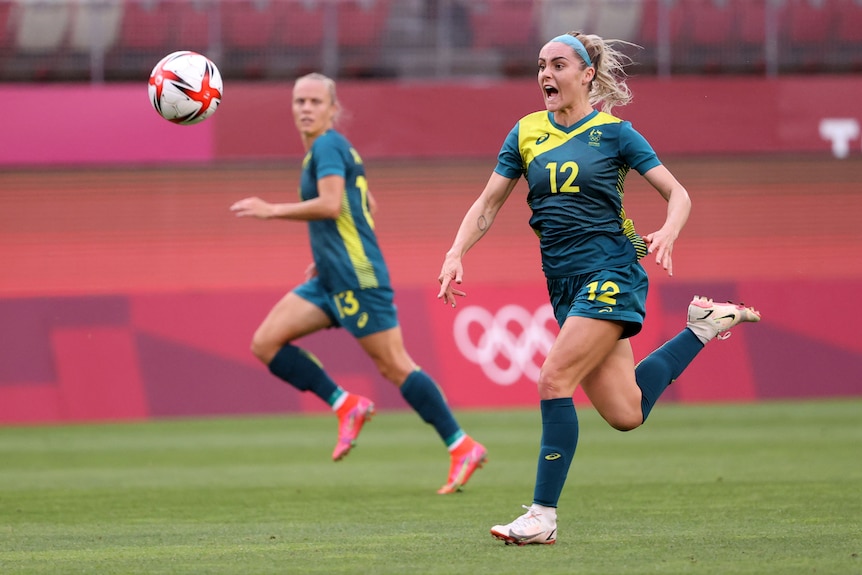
[
  {"left": 13, "top": 0, "right": 70, "bottom": 53},
  {"left": 337, "top": 0, "right": 391, "bottom": 48},
  {"left": 737, "top": 0, "right": 766, "bottom": 46},
  {"left": 468, "top": 0, "right": 536, "bottom": 49},
  {"left": 171, "top": 0, "right": 211, "bottom": 53},
  {"left": 678, "top": 0, "right": 738, "bottom": 72},
  {"left": 0, "top": 0, "right": 15, "bottom": 50},
  {"left": 221, "top": 0, "right": 275, "bottom": 49},
  {"left": 467, "top": 0, "right": 537, "bottom": 75},
  {"left": 220, "top": 0, "right": 277, "bottom": 78},
  {"left": 118, "top": 1, "right": 174, "bottom": 51},
  {"left": 834, "top": 0, "right": 862, "bottom": 69},
  {"left": 782, "top": 0, "right": 836, "bottom": 45},
  {"left": 735, "top": 0, "right": 769, "bottom": 71},
  {"left": 335, "top": 0, "right": 392, "bottom": 77},
  {"left": 111, "top": 1, "right": 212, "bottom": 80},
  {"left": 685, "top": 0, "right": 736, "bottom": 48},
  {"left": 637, "top": 0, "right": 684, "bottom": 48},
  {"left": 780, "top": 0, "right": 837, "bottom": 71},
  {"left": 272, "top": 0, "right": 324, "bottom": 48}
]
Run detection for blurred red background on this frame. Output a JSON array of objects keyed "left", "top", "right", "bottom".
[{"left": 1, "top": 78, "right": 861, "bottom": 424}]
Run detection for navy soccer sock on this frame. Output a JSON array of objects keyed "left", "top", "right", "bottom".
[
  {"left": 533, "top": 397, "right": 579, "bottom": 508},
  {"left": 400, "top": 369, "right": 463, "bottom": 446},
  {"left": 268, "top": 344, "right": 341, "bottom": 406},
  {"left": 635, "top": 328, "right": 704, "bottom": 421}
]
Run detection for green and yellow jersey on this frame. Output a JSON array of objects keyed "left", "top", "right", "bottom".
[
  {"left": 495, "top": 109, "right": 661, "bottom": 278},
  {"left": 300, "top": 129, "right": 390, "bottom": 292}
]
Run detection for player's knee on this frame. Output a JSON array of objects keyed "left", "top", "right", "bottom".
[
  {"left": 536, "top": 371, "right": 572, "bottom": 399},
  {"left": 605, "top": 411, "right": 643, "bottom": 432},
  {"left": 375, "top": 361, "right": 410, "bottom": 385},
  {"left": 249, "top": 333, "right": 276, "bottom": 364}
]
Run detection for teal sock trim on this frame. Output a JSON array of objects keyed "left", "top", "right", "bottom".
[
  {"left": 443, "top": 430, "right": 466, "bottom": 448},
  {"left": 327, "top": 388, "right": 346, "bottom": 407}
]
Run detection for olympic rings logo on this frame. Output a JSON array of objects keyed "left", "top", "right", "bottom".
[{"left": 453, "top": 304, "right": 558, "bottom": 385}]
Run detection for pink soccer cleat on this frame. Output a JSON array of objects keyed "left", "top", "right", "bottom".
[
  {"left": 437, "top": 437, "right": 487, "bottom": 494},
  {"left": 332, "top": 395, "right": 375, "bottom": 461},
  {"left": 491, "top": 505, "right": 557, "bottom": 546},
  {"left": 686, "top": 295, "right": 761, "bottom": 343}
]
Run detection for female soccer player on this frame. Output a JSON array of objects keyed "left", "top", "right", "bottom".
[
  {"left": 437, "top": 32, "right": 760, "bottom": 543},
  {"left": 231, "top": 73, "right": 486, "bottom": 494}
]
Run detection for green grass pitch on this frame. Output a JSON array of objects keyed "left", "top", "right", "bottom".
[{"left": 0, "top": 400, "right": 860, "bottom": 575}]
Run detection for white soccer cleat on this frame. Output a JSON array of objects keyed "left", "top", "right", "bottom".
[
  {"left": 490, "top": 505, "right": 557, "bottom": 546},
  {"left": 687, "top": 296, "right": 761, "bottom": 344}
]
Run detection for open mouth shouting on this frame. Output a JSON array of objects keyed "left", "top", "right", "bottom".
[{"left": 543, "top": 84, "right": 560, "bottom": 106}]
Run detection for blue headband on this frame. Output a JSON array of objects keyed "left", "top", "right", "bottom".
[{"left": 551, "top": 34, "right": 593, "bottom": 67}]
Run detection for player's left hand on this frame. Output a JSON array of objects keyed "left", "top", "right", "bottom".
[
  {"left": 230, "top": 197, "right": 274, "bottom": 219},
  {"left": 642, "top": 229, "right": 677, "bottom": 277}
]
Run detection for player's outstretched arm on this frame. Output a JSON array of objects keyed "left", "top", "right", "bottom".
[{"left": 437, "top": 173, "right": 519, "bottom": 307}]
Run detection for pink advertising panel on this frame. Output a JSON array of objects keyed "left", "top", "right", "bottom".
[{"left": 3, "top": 77, "right": 862, "bottom": 166}]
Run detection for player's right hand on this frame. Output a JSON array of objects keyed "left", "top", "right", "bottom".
[{"left": 437, "top": 257, "right": 467, "bottom": 308}]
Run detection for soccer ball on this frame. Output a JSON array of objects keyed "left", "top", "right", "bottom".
[{"left": 148, "top": 51, "right": 223, "bottom": 125}]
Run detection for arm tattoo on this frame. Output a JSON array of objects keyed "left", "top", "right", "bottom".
[{"left": 477, "top": 215, "right": 488, "bottom": 232}]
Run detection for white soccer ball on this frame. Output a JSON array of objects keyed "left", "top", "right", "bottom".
[{"left": 148, "top": 51, "right": 223, "bottom": 125}]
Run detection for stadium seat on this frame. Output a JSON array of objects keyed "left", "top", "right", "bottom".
[
  {"left": 171, "top": 0, "right": 212, "bottom": 53},
  {"left": 118, "top": 0, "right": 175, "bottom": 51},
  {"left": 468, "top": 0, "right": 536, "bottom": 49},
  {"left": 834, "top": 0, "right": 862, "bottom": 69},
  {"left": 272, "top": 0, "right": 324, "bottom": 48},
  {"left": 0, "top": 1, "right": 15, "bottom": 50},
  {"left": 268, "top": 0, "right": 324, "bottom": 77},
  {"left": 592, "top": 0, "right": 642, "bottom": 42},
  {"left": 468, "top": 0, "right": 537, "bottom": 75},
  {"left": 678, "top": 0, "right": 738, "bottom": 72},
  {"left": 684, "top": 0, "right": 735, "bottom": 48},
  {"left": 782, "top": 0, "right": 835, "bottom": 44},
  {"left": 536, "top": 0, "right": 590, "bottom": 42},
  {"left": 337, "top": 0, "right": 391, "bottom": 48},
  {"left": 779, "top": 0, "right": 837, "bottom": 71},
  {"left": 636, "top": 0, "right": 683, "bottom": 57},
  {"left": 68, "top": 0, "right": 123, "bottom": 53},
  {"left": 736, "top": 0, "right": 766, "bottom": 47},
  {"left": 14, "top": 0, "right": 71, "bottom": 53},
  {"left": 334, "top": 0, "right": 392, "bottom": 77},
  {"left": 221, "top": 0, "right": 275, "bottom": 49},
  {"left": 735, "top": 0, "right": 768, "bottom": 71},
  {"left": 219, "top": 0, "right": 276, "bottom": 77}
]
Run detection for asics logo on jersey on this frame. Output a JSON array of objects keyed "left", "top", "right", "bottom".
[
  {"left": 544, "top": 453, "right": 562, "bottom": 461},
  {"left": 357, "top": 312, "right": 369, "bottom": 329},
  {"left": 453, "top": 304, "right": 556, "bottom": 385},
  {"left": 536, "top": 133, "right": 550, "bottom": 145}
]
